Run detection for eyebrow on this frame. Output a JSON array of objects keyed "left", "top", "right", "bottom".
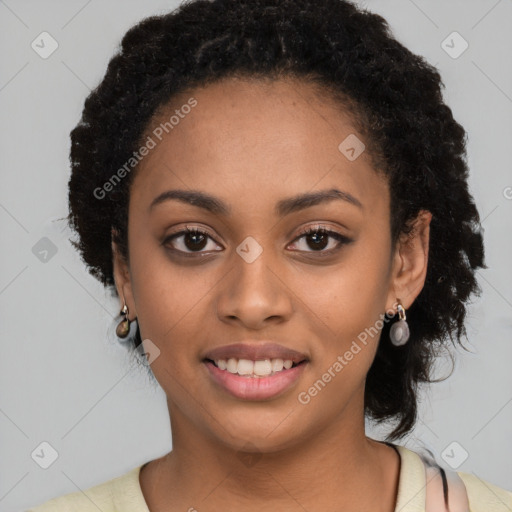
[{"left": 149, "top": 187, "right": 363, "bottom": 216}]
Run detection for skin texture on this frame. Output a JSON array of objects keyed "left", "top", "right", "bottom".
[{"left": 112, "top": 77, "right": 431, "bottom": 511}]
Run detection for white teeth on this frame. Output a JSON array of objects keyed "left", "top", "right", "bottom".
[
  {"left": 213, "top": 357, "right": 297, "bottom": 377},
  {"left": 253, "top": 360, "right": 272, "bottom": 376},
  {"left": 271, "top": 358, "right": 284, "bottom": 372},
  {"left": 226, "top": 358, "right": 238, "bottom": 373},
  {"left": 237, "top": 359, "right": 254, "bottom": 375}
]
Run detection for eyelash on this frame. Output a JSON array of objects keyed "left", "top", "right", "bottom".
[{"left": 163, "top": 224, "right": 352, "bottom": 257}]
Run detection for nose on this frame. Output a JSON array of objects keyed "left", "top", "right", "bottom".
[{"left": 215, "top": 248, "right": 294, "bottom": 330}]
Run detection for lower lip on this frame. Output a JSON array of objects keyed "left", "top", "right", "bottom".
[{"left": 204, "top": 360, "right": 307, "bottom": 401}]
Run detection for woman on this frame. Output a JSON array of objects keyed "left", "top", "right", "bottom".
[{"left": 28, "top": 0, "right": 512, "bottom": 510}]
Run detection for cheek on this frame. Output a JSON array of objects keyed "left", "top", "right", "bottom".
[
  {"left": 295, "top": 243, "right": 393, "bottom": 415},
  {"left": 128, "top": 241, "right": 219, "bottom": 350},
  {"left": 313, "top": 237, "right": 392, "bottom": 329},
  {"left": 343, "top": 243, "right": 392, "bottom": 320},
  {"left": 300, "top": 232, "right": 393, "bottom": 389}
]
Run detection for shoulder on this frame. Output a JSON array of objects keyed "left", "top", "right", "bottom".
[
  {"left": 392, "top": 444, "right": 512, "bottom": 512},
  {"left": 26, "top": 478, "right": 116, "bottom": 512},
  {"left": 457, "top": 471, "right": 512, "bottom": 512},
  {"left": 26, "top": 465, "right": 147, "bottom": 512}
]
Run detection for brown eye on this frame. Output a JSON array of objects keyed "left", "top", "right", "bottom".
[
  {"left": 289, "top": 226, "right": 352, "bottom": 254},
  {"left": 163, "top": 227, "right": 222, "bottom": 255}
]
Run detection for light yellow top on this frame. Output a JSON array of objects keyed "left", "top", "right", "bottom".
[{"left": 27, "top": 445, "right": 512, "bottom": 512}]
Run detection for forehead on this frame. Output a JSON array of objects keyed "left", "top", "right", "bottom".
[{"left": 131, "top": 76, "right": 388, "bottom": 218}]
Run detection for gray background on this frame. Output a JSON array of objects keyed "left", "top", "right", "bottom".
[{"left": 1, "top": 0, "right": 511, "bottom": 510}]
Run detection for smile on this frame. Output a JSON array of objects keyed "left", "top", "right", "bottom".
[
  {"left": 209, "top": 357, "right": 299, "bottom": 377},
  {"left": 203, "top": 358, "right": 308, "bottom": 400}
]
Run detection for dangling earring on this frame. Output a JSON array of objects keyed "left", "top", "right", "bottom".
[
  {"left": 389, "top": 299, "right": 410, "bottom": 346},
  {"left": 116, "top": 302, "right": 131, "bottom": 338}
]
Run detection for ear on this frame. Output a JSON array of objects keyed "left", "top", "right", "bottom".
[
  {"left": 386, "top": 210, "right": 432, "bottom": 312},
  {"left": 112, "top": 230, "right": 137, "bottom": 319}
]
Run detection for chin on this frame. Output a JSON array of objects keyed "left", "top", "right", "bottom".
[{"left": 206, "top": 407, "right": 310, "bottom": 453}]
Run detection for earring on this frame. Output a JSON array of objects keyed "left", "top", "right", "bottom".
[
  {"left": 116, "top": 302, "right": 131, "bottom": 338},
  {"left": 389, "top": 299, "right": 410, "bottom": 346}
]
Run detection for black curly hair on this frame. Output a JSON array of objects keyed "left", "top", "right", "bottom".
[{"left": 67, "top": 0, "right": 485, "bottom": 441}]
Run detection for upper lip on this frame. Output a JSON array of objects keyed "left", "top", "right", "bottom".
[{"left": 203, "top": 342, "right": 309, "bottom": 364}]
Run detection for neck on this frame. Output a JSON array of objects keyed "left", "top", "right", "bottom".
[{"left": 140, "top": 396, "right": 400, "bottom": 512}]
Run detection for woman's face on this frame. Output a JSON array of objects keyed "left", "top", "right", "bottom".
[{"left": 114, "top": 77, "right": 427, "bottom": 453}]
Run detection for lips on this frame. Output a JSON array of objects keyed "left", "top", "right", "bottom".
[
  {"left": 203, "top": 342, "right": 308, "bottom": 364},
  {"left": 202, "top": 342, "right": 309, "bottom": 400}
]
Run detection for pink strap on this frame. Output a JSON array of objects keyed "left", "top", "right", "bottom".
[{"left": 424, "top": 462, "right": 470, "bottom": 512}]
